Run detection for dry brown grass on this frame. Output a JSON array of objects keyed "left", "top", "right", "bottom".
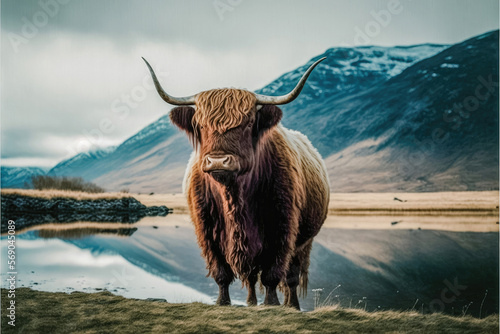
[
  {"left": 1, "top": 188, "right": 131, "bottom": 201},
  {"left": 328, "top": 192, "right": 499, "bottom": 215},
  {"left": 3, "top": 189, "right": 499, "bottom": 216},
  {"left": 1, "top": 288, "right": 497, "bottom": 334},
  {"left": 136, "top": 191, "right": 499, "bottom": 216}
]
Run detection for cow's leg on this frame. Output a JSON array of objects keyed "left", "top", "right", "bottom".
[
  {"left": 216, "top": 284, "right": 231, "bottom": 306},
  {"left": 259, "top": 222, "right": 297, "bottom": 305},
  {"left": 261, "top": 266, "right": 281, "bottom": 306},
  {"left": 246, "top": 267, "right": 259, "bottom": 306},
  {"left": 287, "top": 240, "right": 314, "bottom": 309},
  {"left": 196, "top": 218, "right": 234, "bottom": 306},
  {"left": 214, "top": 262, "right": 234, "bottom": 306},
  {"left": 283, "top": 255, "right": 301, "bottom": 310},
  {"left": 189, "top": 180, "right": 240, "bottom": 306},
  {"left": 283, "top": 286, "right": 290, "bottom": 305},
  {"left": 200, "top": 238, "right": 234, "bottom": 306},
  {"left": 258, "top": 179, "right": 299, "bottom": 306}
]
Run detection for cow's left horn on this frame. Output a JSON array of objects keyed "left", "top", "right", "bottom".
[
  {"left": 142, "top": 57, "right": 196, "bottom": 105},
  {"left": 254, "top": 57, "right": 326, "bottom": 105}
]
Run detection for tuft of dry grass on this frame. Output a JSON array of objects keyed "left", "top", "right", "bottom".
[
  {"left": 1, "top": 188, "right": 131, "bottom": 201},
  {"left": 1, "top": 288, "right": 498, "bottom": 334}
]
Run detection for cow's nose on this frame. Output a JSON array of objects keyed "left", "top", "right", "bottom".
[{"left": 203, "top": 155, "right": 239, "bottom": 173}]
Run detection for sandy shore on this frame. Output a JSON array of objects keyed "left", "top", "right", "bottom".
[{"left": 135, "top": 191, "right": 499, "bottom": 215}]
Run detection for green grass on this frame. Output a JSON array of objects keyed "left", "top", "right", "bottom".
[{"left": 1, "top": 288, "right": 498, "bottom": 333}]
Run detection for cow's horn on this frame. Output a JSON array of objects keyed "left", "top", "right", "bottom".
[
  {"left": 142, "top": 57, "right": 196, "bottom": 105},
  {"left": 254, "top": 57, "right": 326, "bottom": 105}
]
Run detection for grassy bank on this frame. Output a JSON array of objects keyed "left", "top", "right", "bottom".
[
  {"left": 1, "top": 288, "right": 498, "bottom": 333},
  {"left": 1, "top": 188, "right": 130, "bottom": 201},
  {"left": 4, "top": 189, "right": 498, "bottom": 215}
]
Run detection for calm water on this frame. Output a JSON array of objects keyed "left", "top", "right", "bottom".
[{"left": 1, "top": 215, "right": 498, "bottom": 315}]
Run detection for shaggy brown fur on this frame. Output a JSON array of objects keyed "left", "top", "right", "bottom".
[
  {"left": 171, "top": 88, "right": 329, "bottom": 309},
  {"left": 194, "top": 89, "right": 256, "bottom": 133}
]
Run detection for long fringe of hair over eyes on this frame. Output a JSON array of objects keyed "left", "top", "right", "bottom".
[{"left": 194, "top": 89, "right": 256, "bottom": 133}]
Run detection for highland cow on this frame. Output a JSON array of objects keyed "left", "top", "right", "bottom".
[{"left": 144, "top": 57, "right": 330, "bottom": 309}]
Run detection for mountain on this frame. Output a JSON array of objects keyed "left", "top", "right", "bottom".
[
  {"left": 48, "top": 116, "right": 192, "bottom": 193},
  {"left": 1, "top": 166, "right": 48, "bottom": 188},
  {"left": 317, "top": 30, "right": 499, "bottom": 191},
  {"left": 5, "top": 31, "right": 498, "bottom": 193},
  {"left": 49, "top": 146, "right": 117, "bottom": 179},
  {"left": 257, "top": 44, "right": 448, "bottom": 108},
  {"left": 262, "top": 30, "right": 498, "bottom": 191}
]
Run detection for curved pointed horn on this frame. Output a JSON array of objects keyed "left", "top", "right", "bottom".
[
  {"left": 142, "top": 57, "right": 196, "bottom": 105},
  {"left": 254, "top": 57, "right": 326, "bottom": 105}
]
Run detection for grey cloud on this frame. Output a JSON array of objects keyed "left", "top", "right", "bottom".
[
  {"left": 1, "top": 129, "right": 69, "bottom": 158},
  {"left": 3, "top": 0, "right": 497, "bottom": 51}
]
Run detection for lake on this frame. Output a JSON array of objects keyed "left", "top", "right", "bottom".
[{"left": 1, "top": 214, "right": 498, "bottom": 316}]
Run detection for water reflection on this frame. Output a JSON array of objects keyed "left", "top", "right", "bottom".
[
  {"left": 1, "top": 215, "right": 498, "bottom": 315},
  {"left": 0, "top": 237, "right": 212, "bottom": 303},
  {"left": 36, "top": 227, "right": 137, "bottom": 239}
]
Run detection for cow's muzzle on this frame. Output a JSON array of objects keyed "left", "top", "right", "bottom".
[{"left": 202, "top": 154, "right": 240, "bottom": 174}]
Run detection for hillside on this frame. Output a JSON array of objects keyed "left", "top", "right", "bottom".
[{"left": 309, "top": 30, "right": 499, "bottom": 191}]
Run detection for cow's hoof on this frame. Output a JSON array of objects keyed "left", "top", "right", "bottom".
[
  {"left": 247, "top": 298, "right": 257, "bottom": 306},
  {"left": 263, "top": 297, "right": 280, "bottom": 306},
  {"left": 216, "top": 298, "right": 231, "bottom": 306},
  {"left": 285, "top": 302, "right": 300, "bottom": 310}
]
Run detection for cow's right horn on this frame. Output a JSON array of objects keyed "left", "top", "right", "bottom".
[
  {"left": 142, "top": 57, "right": 196, "bottom": 105},
  {"left": 254, "top": 57, "right": 326, "bottom": 105}
]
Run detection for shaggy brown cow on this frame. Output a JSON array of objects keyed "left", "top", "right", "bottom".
[{"left": 143, "top": 57, "right": 330, "bottom": 309}]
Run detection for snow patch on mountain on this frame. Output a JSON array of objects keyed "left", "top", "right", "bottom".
[
  {"left": 258, "top": 44, "right": 448, "bottom": 99},
  {"left": 1, "top": 166, "right": 49, "bottom": 188},
  {"left": 121, "top": 115, "right": 171, "bottom": 147},
  {"left": 440, "top": 63, "right": 460, "bottom": 69}
]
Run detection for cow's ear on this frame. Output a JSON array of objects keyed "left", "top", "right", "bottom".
[
  {"left": 170, "top": 106, "right": 195, "bottom": 133},
  {"left": 257, "top": 105, "right": 282, "bottom": 132}
]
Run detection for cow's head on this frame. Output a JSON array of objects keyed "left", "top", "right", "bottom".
[{"left": 142, "top": 57, "right": 325, "bottom": 184}]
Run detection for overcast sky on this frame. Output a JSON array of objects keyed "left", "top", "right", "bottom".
[{"left": 1, "top": 0, "right": 498, "bottom": 167}]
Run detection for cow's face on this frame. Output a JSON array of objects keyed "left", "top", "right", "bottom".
[{"left": 169, "top": 89, "right": 282, "bottom": 184}]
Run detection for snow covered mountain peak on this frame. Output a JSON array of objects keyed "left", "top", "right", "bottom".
[{"left": 257, "top": 44, "right": 448, "bottom": 101}]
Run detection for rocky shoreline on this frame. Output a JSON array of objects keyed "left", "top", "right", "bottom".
[{"left": 1, "top": 194, "right": 172, "bottom": 233}]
